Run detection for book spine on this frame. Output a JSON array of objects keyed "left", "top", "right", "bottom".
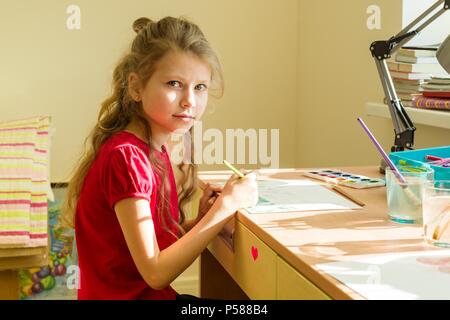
[
  {"left": 398, "top": 63, "right": 446, "bottom": 74},
  {"left": 395, "top": 56, "right": 438, "bottom": 64},
  {"left": 422, "top": 91, "right": 450, "bottom": 99},
  {"left": 387, "top": 62, "right": 399, "bottom": 71},
  {"left": 397, "top": 48, "right": 436, "bottom": 58},
  {"left": 390, "top": 71, "right": 431, "bottom": 80},
  {"left": 413, "top": 97, "right": 450, "bottom": 110}
]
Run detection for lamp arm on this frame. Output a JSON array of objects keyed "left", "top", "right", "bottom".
[
  {"left": 374, "top": 58, "right": 415, "bottom": 152},
  {"left": 369, "top": 0, "right": 449, "bottom": 152},
  {"left": 392, "top": 0, "right": 449, "bottom": 53}
]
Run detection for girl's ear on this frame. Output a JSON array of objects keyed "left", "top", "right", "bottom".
[{"left": 127, "top": 72, "right": 142, "bottom": 102}]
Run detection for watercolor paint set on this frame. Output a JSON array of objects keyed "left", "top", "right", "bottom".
[{"left": 303, "top": 169, "right": 386, "bottom": 189}]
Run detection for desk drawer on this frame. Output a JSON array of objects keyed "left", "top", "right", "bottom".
[
  {"left": 233, "top": 222, "right": 277, "bottom": 299},
  {"left": 208, "top": 221, "right": 277, "bottom": 299},
  {"left": 276, "top": 257, "right": 330, "bottom": 300}
]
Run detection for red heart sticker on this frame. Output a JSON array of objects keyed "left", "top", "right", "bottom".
[{"left": 251, "top": 245, "right": 258, "bottom": 261}]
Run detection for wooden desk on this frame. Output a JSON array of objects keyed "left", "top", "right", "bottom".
[{"left": 199, "top": 166, "right": 441, "bottom": 300}]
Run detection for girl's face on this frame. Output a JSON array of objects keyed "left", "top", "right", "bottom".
[{"left": 137, "top": 51, "right": 211, "bottom": 146}]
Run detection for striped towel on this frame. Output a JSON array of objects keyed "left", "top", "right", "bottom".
[{"left": 0, "top": 116, "right": 52, "bottom": 247}]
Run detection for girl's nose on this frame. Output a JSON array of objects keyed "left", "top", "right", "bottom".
[{"left": 181, "top": 88, "right": 196, "bottom": 109}]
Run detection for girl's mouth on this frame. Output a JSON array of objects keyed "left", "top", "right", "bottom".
[{"left": 173, "top": 114, "right": 195, "bottom": 119}]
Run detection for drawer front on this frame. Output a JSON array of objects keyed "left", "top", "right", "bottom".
[
  {"left": 276, "top": 257, "right": 330, "bottom": 300},
  {"left": 207, "top": 221, "right": 277, "bottom": 299},
  {"left": 233, "top": 222, "right": 277, "bottom": 299}
]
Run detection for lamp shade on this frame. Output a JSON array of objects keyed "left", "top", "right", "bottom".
[{"left": 437, "top": 34, "right": 450, "bottom": 74}]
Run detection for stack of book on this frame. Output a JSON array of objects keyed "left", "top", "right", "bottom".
[
  {"left": 412, "top": 76, "right": 450, "bottom": 111},
  {"left": 387, "top": 45, "right": 448, "bottom": 108}
]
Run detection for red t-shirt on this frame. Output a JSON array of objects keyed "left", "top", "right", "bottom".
[{"left": 75, "top": 131, "right": 180, "bottom": 299}]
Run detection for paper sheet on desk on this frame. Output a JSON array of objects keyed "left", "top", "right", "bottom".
[
  {"left": 245, "top": 179, "right": 362, "bottom": 214},
  {"left": 316, "top": 250, "right": 450, "bottom": 300}
]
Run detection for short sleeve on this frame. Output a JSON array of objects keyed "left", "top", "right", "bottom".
[{"left": 102, "top": 145, "right": 153, "bottom": 210}]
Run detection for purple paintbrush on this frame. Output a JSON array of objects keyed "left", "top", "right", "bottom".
[
  {"left": 357, "top": 117, "right": 407, "bottom": 184},
  {"left": 357, "top": 117, "right": 421, "bottom": 206}
]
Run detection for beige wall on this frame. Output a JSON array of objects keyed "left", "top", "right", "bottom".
[
  {"left": 0, "top": 0, "right": 297, "bottom": 182},
  {"left": 0, "top": 1, "right": 448, "bottom": 182},
  {"left": 297, "top": 0, "right": 449, "bottom": 169}
]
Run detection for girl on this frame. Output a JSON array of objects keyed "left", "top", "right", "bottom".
[{"left": 62, "top": 16, "right": 258, "bottom": 300}]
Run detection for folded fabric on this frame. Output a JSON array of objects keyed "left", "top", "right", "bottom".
[
  {"left": 30, "top": 117, "right": 51, "bottom": 247},
  {"left": 0, "top": 116, "right": 51, "bottom": 247}
]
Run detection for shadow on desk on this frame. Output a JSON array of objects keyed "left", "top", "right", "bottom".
[
  {"left": 252, "top": 211, "right": 431, "bottom": 262},
  {"left": 256, "top": 211, "right": 407, "bottom": 231},
  {"left": 294, "top": 239, "right": 431, "bottom": 264}
]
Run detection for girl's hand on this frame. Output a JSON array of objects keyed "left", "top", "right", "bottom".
[
  {"left": 219, "top": 170, "right": 259, "bottom": 214},
  {"left": 196, "top": 183, "right": 223, "bottom": 223}
]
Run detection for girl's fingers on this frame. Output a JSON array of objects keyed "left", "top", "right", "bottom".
[
  {"left": 227, "top": 173, "right": 241, "bottom": 183},
  {"left": 199, "top": 184, "right": 219, "bottom": 211},
  {"left": 199, "top": 187, "right": 211, "bottom": 205},
  {"left": 239, "top": 169, "right": 258, "bottom": 178},
  {"left": 209, "top": 184, "right": 223, "bottom": 192},
  {"left": 203, "top": 183, "right": 214, "bottom": 197},
  {"left": 245, "top": 169, "right": 258, "bottom": 176},
  {"left": 199, "top": 197, "right": 207, "bottom": 209},
  {"left": 240, "top": 168, "right": 255, "bottom": 174}
]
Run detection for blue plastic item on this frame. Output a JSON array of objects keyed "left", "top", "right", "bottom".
[{"left": 389, "top": 146, "right": 450, "bottom": 180}]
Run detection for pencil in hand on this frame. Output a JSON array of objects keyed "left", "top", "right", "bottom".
[{"left": 223, "top": 160, "right": 245, "bottom": 178}]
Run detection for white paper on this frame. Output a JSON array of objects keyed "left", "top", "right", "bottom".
[
  {"left": 316, "top": 250, "right": 450, "bottom": 300},
  {"left": 245, "top": 179, "right": 362, "bottom": 214}
]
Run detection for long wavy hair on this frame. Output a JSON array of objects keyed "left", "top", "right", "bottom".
[{"left": 61, "top": 16, "right": 224, "bottom": 239}]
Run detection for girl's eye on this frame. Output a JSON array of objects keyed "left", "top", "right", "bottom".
[
  {"left": 167, "top": 80, "right": 182, "bottom": 88},
  {"left": 195, "top": 84, "right": 208, "bottom": 91}
]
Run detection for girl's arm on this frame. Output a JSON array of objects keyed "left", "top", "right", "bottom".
[
  {"left": 114, "top": 173, "right": 257, "bottom": 290},
  {"left": 180, "top": 218, "right": 197, "bottom": 233},
  {"left": 181, "top": 183, "right": 222, "bottom": 233}
]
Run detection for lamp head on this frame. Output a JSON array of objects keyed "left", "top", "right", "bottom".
[{"left": 437, "top": 34, "right": 450, "bottom": 74}]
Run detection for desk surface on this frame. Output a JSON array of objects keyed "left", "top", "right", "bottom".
[{"left": 199, "top": 166, "right": 443, "bottom": 300}]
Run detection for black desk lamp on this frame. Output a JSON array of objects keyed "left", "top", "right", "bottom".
[{"left": 369, "top": 0, "right": 450, "bottom": 173}]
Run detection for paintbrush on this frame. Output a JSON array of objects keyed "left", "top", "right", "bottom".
[
  {"left": 357, "top": 118, "right": 421, "bottom": 207},
  {"left": 330, "top": 185, "right": 365, "bottom": 207},
  {"left": 432, "top": 206, "right": 450, "bottom": 241}
]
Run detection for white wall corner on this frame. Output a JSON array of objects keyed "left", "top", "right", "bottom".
[{"left": 402, "top": 0, "right": 450, "bottom": 46}]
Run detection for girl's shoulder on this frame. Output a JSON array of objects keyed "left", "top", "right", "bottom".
[
  {"left": 101, "top": 131, "right": 150, "bottom": 156},
  {"left": 97, "top": 132, "right": 153, "bottom": 179}
]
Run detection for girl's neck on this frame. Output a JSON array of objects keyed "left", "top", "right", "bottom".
[{"left": 124, "top": 120, "right": 166, "bottom": 152}]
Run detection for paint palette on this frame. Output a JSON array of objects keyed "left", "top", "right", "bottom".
[{"left": 303, "top": 169, "right": 385, "bottom": 189}]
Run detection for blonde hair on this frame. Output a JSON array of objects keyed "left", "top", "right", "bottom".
[{"left": 62, "top": 16, "right": 224, "bottom": 239}]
